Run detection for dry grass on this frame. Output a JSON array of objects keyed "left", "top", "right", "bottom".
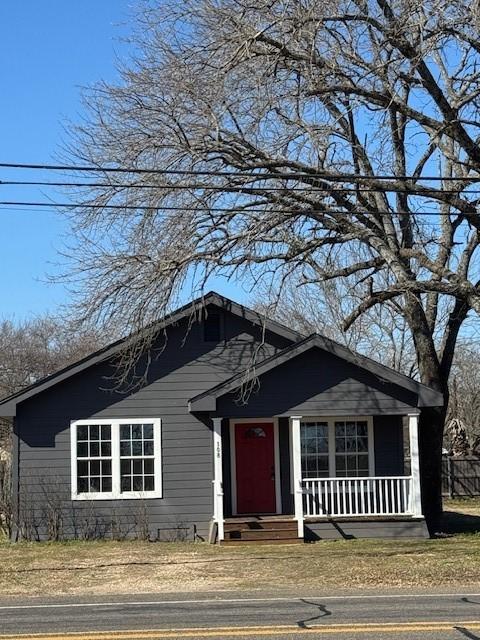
[
  {"left": 1, "top": 533, "right": 480, "bottom": 598},
  {"left": 444, "top": 496, "right": 480, "bottom": 516},
  {"left": 1, "top": 499, "right": 479, "bottom": 598},
  {"left": 442, "top": 497, "right": 480, "bottom": 535}
]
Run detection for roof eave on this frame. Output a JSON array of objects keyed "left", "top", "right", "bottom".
[
  {"left": 0, "top": 291, "right": 302, "bottom": 415},
  {"left": 188, "top": 335, "right": 445, "bottom": 412}
]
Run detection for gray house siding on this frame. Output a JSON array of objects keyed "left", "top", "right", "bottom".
[
  {"left": 215, "top": 349, "right": 418, "bottom": 418},
  {"left": 14, "top": 309, "right": 290, "bottom": 540},
  {"left": 304, "top": 519, "right": 429, "bottom": 540},
  {"left": 374, "top": 415, "right": 405, "bottom": 476}
]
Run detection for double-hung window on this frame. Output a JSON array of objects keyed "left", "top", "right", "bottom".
[
  {"left": 300, "top": 417, "right": 374, "bottom": 479},
  {"left": 71, "top": 418, "right": 162, "bottom": 499},
  {"left": 300, "top": 421, "right": 329, "bottom": 478}
]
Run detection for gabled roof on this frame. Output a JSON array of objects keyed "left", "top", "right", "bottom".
[
  {"left": 188, "top": 334, "right": 444, "bottom": 412},
  {"left": 0, "top": 291, "right": 303, "bottom": 417}
]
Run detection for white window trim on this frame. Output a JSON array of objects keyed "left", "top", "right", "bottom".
[
  {"left": 71, "top": 418, "right": 162, "bottom": 500},
  {"left": 300, "top": 416, "right": 375, "bottom": 478}
]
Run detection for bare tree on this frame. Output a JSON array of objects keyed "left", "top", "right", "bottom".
[
  {"left": 62, "top": 0, "right": 480, "bottom": 528},
  {"left": 447, "top": 344, "right": 480, "bottom": 449},
  {"left": 253, "top": 276, "right": 416, "bottom": 375},
  {"left": 0, "top": 316, "right": 102, "bottom": 399},
  {"left": 0, "top": 317, "right": 103, "bottom": 536}
]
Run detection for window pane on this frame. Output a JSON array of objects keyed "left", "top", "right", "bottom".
[
  {"left": 89, "top": 477, "right": 100, "bottom": 492},
  {"left": 143, "top": 441, "right": 154, "bottom": 456},
  {"left": 358, "top": 455, "right": 369, "bottom": 471},
  {"left": 78, "top": 477, "right": 89, "bottom": 493},
  {"left": 335, "top": 422, "right": 345, "bottom": 436},
  {"left": 357, "top": 422, "right": 368, "bottom": 437},
  {"left": 102, "top": 460, "right": 112, "bottom": 475},
  {"left": 121, "top": 459, "right": 131, "bottom": 474},
  {"left": 90, "top": 460, "right": 100, "bottom": 476},
  {"left": 303, "top": 437, "right": 316, "bottom": 454},
  {"left": 120, "top": 424, "right": 131, "bottom": 440},
  {"left": 132, "top": 441, "right": 143, "bottom": 456},
  {"left": 318, "top": 457, "right": 329, "bottom": 472},
  {"left": 316, "top": 424, "right": 328, "bottom": 438},
  {"left": 77, "top": 425, "right": 88, "bottom": 441},
  {"left": 120, "top": 441, "right": 131, "bottom": 456},
  {"left": 336, "top": 455, "right": 346, "bottom": 471},
  {"left": 133, "top": 476, "right": 143, "bottom": 491},
  {"left": 346, "top": 437, "right": 356, "bottom": 452},
  {"left": 132, "top": 424, "right": 142, "bottom": 439},
  {"left": 144, "top": 459, "right": 154, "bottom": 475},
  {"left": 77, "top": 442, "right": 88, "bottom": 458},
  {"left": 143, "top": 424, "right": 153, "bottom": 439},
  {"left": 144, "top": 476, "right": 154, "bottom": 491},
  {"left": 304, "top": 424, "right": 317, "bottom": 438},
  {"left": 121, "top": 476, "right": 131, "bottom": 492},
  {"left": 133, "top": 459, "right": 143, "bottom": 474},
  {"left": 90, "top": 442, "right": 100, "bottom": 457},
  {"left": 101, "top": 477, "right": 112, "bottom": 492},
  {"left": 335, "top": 437, "right": 346, "bottom": 452},
  {"left": 317, "top": 437, "right": 328, "bottom": 454},
  {"left": 357, "top": 437, "right": 368, "bottom": 453},
  {"left": 77, "top": 460, "right": 88, "bottom": 477},
  {"left": 89, "top": 425, "right": 99, "bottom": 440},
  {"left": 101, "top": 424, "right": 111, "bottom": 440},
  {"left": 101, "top": 442, "right": 111, "bottom": 457},
  {"left": 345, "top": 422, "right": 356, "bottom": 436},
  {"left": 346, "top": 456, "right": 357, "bottom": 472}
]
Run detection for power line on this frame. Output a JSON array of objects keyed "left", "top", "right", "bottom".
[
  {"left": 1, "top": 161, "right": 480, "bottom": 183},
  {"left": 2, "top": 179, "right": 480, "bottom": 196},
  {"left": 0, "top": 200, "right": 472, "bottom": 217}
]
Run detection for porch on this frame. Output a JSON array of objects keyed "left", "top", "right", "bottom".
[{"left": 211, "top": 414, "right": 424, "bottom": 543}]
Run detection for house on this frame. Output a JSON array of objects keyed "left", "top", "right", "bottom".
[{"left": 0, "top": 292, "right": 443, "bottom": 543}]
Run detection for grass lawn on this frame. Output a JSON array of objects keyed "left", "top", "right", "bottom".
[{"left": 0, "top": 499, "right": 479, "bottom": 598}]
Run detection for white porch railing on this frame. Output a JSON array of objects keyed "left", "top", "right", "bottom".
[{"left": 302, "top": 476, "right": 413, "bottom": 518}]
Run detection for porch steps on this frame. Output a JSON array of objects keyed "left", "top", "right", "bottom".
[{"left": 222, "top": 517, "right": 302, "bottom": 545}]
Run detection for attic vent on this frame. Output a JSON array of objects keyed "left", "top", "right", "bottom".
[{"left": 204, "top": 312, "right": 221, "bottom": 342}]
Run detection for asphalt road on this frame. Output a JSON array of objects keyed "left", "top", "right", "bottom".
[{"left": 1, "top": 590, "right": 480, "bottom": 639}]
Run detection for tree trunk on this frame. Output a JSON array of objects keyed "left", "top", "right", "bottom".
[
  {"left": 404, "top": 297, "right": 449, "bottom": 534},
  {"left": 418, "top": 405, "right": 447, "bottom": 534}
]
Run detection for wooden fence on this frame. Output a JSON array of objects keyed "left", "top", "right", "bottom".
[{"left": 442, "top": 456, "right": 480, "bottom": 497}]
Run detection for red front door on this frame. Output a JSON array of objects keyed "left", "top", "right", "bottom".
[{"left": 235, "top": 422, "right": 276, "bottom": 514}]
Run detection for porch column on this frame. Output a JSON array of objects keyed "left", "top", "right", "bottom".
[
  {"left": 408, "top": 413, "right": 423, "bottom": 518},
  {"left": 212, "top": 417, "right": 224, "bottom": 541},
  {"left": 290, "top": 415, "right": 304, "bottom": 538}
]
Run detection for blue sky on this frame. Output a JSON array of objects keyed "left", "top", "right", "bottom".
[
  {"left": 0, "top": 1, "right": 245, "bottom": 321},
  {"left": 0, "top": 1, "right": 134, "bottom": 319}
]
